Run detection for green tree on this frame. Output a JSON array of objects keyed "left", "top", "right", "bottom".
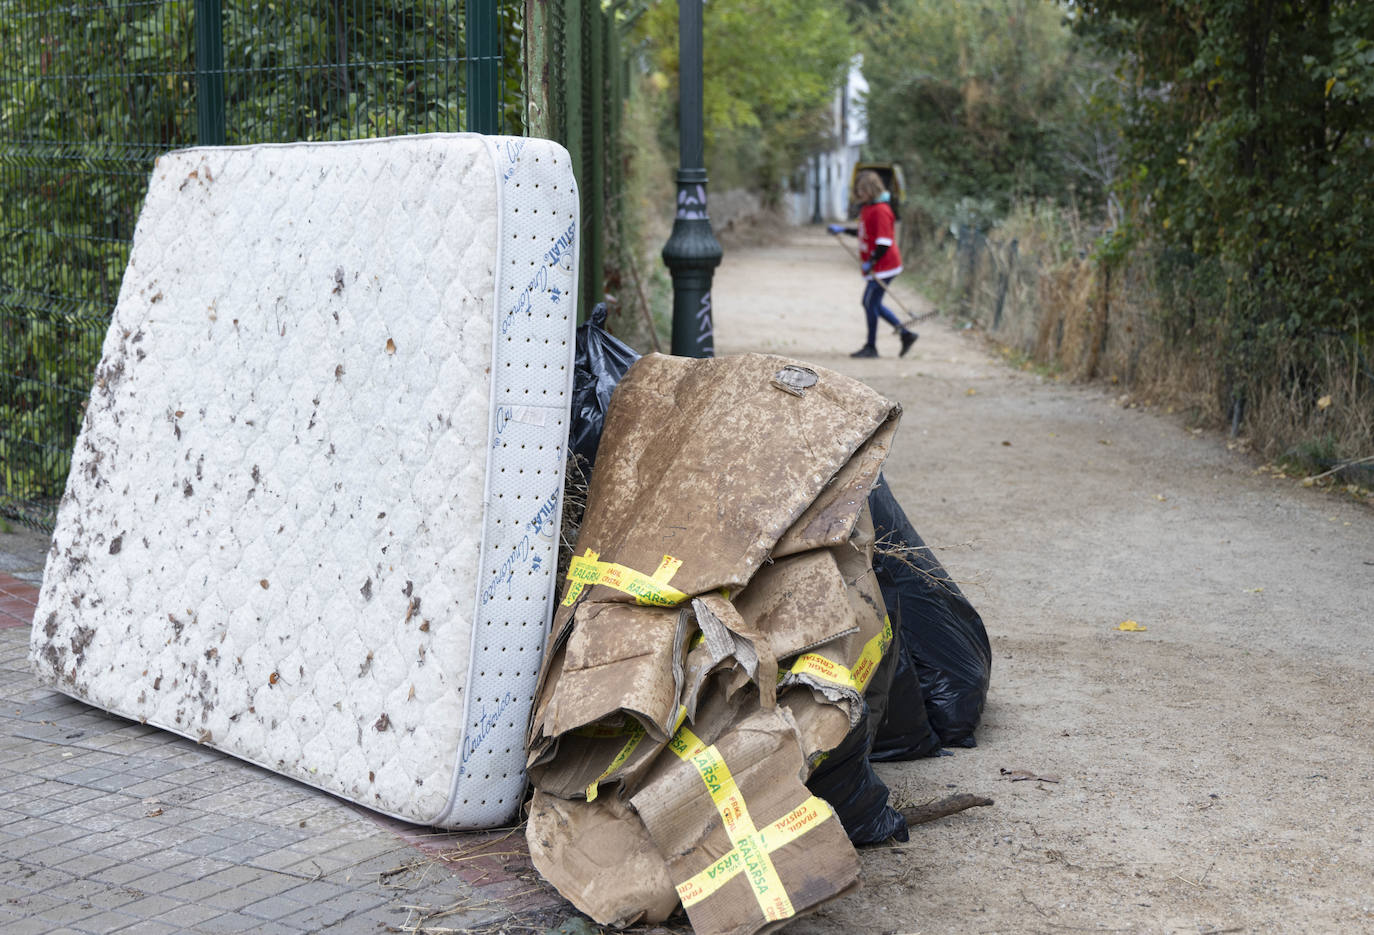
[
  {"left": 1074, "top": 0, "right": 1374, "bottom": 336},
  {"left": 638, "top": 0, "right": 855, "bottom": 198},
  {"left": 860, "top": 0, "right": 1119, "bottom": 222}
]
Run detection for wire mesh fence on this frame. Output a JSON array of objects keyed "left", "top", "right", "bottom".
[{"left": 1, "top": 0, "right": 524, "bottom": 530}]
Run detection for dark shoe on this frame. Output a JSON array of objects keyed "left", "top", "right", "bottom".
[
  {"left": 899, "top": 330, "right": 919, "bottom": 356},
  {"left": 850, "top": 345, "right": 878, "bottom": 358}
]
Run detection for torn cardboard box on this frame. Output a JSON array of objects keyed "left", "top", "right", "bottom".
[{"left": 524, "top": 353, "right": 902, "bottom": 934}]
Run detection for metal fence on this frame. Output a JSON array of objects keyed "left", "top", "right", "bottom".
[
  {"left": 0, "top": 0, "right": 582, "bottom": 530},
  {"left": 527, "top": 0, "right": 632, "bottom": 331}
]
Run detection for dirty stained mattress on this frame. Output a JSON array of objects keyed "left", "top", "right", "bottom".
[{"left": 29, "top": 133, "right": 579, "bottom": 829}]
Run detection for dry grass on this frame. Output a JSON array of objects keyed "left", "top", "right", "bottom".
[
  {"left": 1247, "top": 336, "right": 1374, "bottom": 477},
  {"left": 557, "top": 454, "right": 590, "bottom": 587}
]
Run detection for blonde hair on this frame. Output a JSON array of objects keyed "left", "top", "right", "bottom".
[{"left": 854, "top": 170, "right": 886, "bottom": 204}]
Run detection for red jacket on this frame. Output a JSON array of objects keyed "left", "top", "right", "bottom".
[{"left": 858, "top": 201, "right": 902, "bottom": 278}]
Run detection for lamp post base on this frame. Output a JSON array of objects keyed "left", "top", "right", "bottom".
[{"left": 662, "top": 168, "right": 723, "bottom": 358}]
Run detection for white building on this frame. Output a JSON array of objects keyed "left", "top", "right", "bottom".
[{"left": 785, "top": 57, "right": 867, "bottom": 224}]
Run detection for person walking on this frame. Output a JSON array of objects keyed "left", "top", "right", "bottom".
[{"left": 828, "top": 170, "right": 917, "bottom": 358}]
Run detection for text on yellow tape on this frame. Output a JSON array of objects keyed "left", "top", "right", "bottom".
[
  {"left": 787, "top": 615, "right": 892, "bottom": 694},
  {"left": 669, "top": 727, "right": 796, "bottom": 921},
  {"left": 561, "top": 549, "right": 687, "bottom": 607}
]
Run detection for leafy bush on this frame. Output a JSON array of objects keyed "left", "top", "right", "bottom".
[{"left": 1075, "top": 0, "right": 1374, "bottom": 366}]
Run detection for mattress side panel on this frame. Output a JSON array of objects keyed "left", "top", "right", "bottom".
[{"left": 439, "top": 137, "right": 580, "bottom": 828}]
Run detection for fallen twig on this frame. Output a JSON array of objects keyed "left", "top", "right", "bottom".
[
  {"left": 899, "top": 793, "right": 994, "bottom": 826},
  {"left": 1304, "top": 453, "right": 1374, "bottom": 483}
]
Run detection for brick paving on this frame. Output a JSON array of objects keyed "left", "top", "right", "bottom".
[
  {"left": 0, "top": 531, "right": 572, "bottom": 935},
  {"left": 0, "top": 573, "right": 39, "bottom": 630}
]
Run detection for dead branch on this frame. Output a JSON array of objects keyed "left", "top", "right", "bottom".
[
  {"left": 899, "top": 793, "right": 994, "bottom": 826},
  {"left": 1304, "top": 453, "right": 1374, "bottom": 483}
]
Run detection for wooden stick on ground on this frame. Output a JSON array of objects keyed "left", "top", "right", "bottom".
[{"left": 899, "top": 793, "right": 994, "bottom": 826}]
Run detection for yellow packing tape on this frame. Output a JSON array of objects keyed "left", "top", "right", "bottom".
[
  {"left": 669, "top": 727, "right": 798, "bottom": 921},
  {"left": 585, "top": 706, "right": 688, "bottom": 802},
  {"left": 561, "top": 549, "right": 687, "bottom": 607},
  {"left": 787, "top": 615, "right": 892, "bottom": 694},
  {"left": 585, "top": 721, "right": 645, "bottom": 803},
  {"left": 675, "top": 795, "right": 835, "bottom": 908}
]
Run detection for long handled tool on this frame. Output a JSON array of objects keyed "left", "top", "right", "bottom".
[{"left": 828, "top": 231, "right": 938, "bottom": 332}]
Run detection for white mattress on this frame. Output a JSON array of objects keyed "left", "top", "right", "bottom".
[{"left": 29, "top": 133, "right": 579, "bottom": 829}]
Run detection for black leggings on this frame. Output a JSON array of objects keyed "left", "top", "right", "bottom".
[{"left": 864, "top": 277, "right": 903, "bottom": 346}]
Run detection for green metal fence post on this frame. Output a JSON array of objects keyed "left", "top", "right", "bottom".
[
  {"left": 467, "top": 0, "right": 500, "bottom": 133},
  {"left": 561, "top": 2, "right": 587, "bottom": 317},
  {"left": 587, "top": 5, "right": 606, "bottom": 310},
  {"left": 194, "top": 0, "right": 226, "bottom": 145}
]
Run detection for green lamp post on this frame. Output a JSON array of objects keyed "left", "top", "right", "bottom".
[{"left": 661, "top": 0, "right": 722, "bottom": 357}]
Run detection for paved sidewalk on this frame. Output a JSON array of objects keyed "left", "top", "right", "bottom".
[{"left": 0, "top": 529, "right": 574, "bottom": 934}]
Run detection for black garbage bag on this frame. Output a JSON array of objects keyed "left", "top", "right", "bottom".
[
  {"left": 569, "top": 303, "right": 641, "bottom": 471},
  {"left": 868, "top": 473, "right": 991, "bottom": 748},
  {"left": 870, "top": 620, "right": 944, "bottom": 760},
  {"left": 804, "top": 617, "right": 908, "bottom": 845},
  {"left": 806, "top": 706, "right": 909, "bottom": 845}
]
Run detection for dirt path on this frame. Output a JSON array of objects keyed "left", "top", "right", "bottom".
[{"left": 712, "top": 226, "right": 1374, "bottom": 935}]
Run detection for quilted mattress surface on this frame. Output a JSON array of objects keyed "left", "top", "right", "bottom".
[{"left": 29, "top": 133, "right": 579, "bottom": 828}]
